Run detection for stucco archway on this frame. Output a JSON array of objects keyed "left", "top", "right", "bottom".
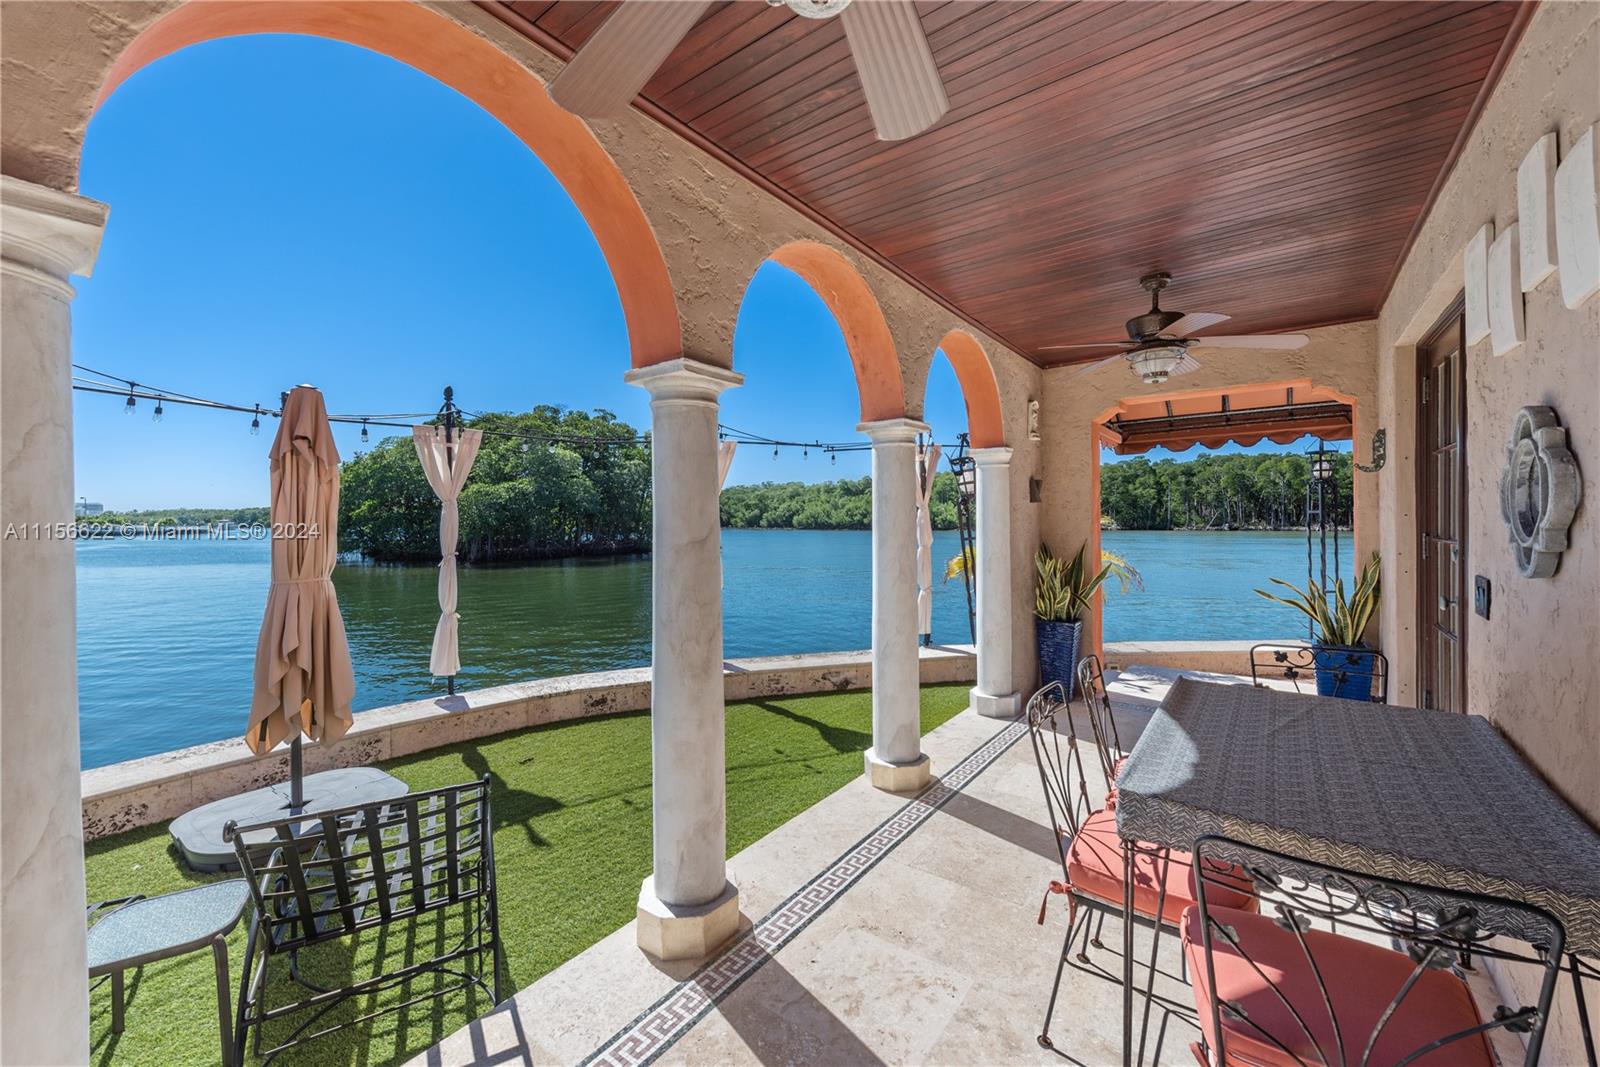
[
  {"left": 933, "top": 328, "right": 1006, "bottom": 449},
  {"left": 96, "top": 0, "right": 682, "bottom": 368},
  {"left": 766, "top": 240, "right": 906, "bottom": 423}
]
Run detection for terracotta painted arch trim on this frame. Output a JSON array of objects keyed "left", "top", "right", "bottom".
[{"left": 95, "top": 0, "right": 682, "bottom": 369}]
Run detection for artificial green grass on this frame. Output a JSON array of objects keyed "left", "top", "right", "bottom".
[{"left": 84, "top": 683, "right": 970, "bottom": 1067}]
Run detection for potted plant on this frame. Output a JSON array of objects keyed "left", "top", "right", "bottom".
[
  {"left": 1254, "top": 553, "right": 1382, "bottom": 700},
  {"left": 1034, "top": 543, "right": 1116, "bottom": 699}
]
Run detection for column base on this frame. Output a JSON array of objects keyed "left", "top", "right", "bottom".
[
  {"left": 864, "top": 748, "right": 932, "bottom": 793},
  {"left": 971, "top": 688, "right": 1022, "bottom": 719},
  {"left": 636, "top": 876, "right": 740, "bottom": 961}
]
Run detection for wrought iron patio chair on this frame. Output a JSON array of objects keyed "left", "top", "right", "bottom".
[
  {"left": 225, "top": 775, "right": 502, "bottom": 1064},
  {"left": 1186, "top": 834, "right": 1565, "bottom": 1067},
  {"left": 1025, "top": 682, "right": 1258, "bottom": 1056},
  {"left": 1075, "top": 654, "right": 1124, "bottom": 804},
  {"left": 1250, "top": 641, "right": 1389, "bottom": 703}
]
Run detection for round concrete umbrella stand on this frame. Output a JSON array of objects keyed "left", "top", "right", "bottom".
[{"left": 169, "top": 766, "right": 407, "bottom": 872}]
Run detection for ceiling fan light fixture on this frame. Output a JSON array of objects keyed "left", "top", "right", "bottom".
[
  {"left": 772, "top": 0, "right": 853, "bottom": 18},
  {"left": 1129, "top": 344, "right": 1188, "bottom": 385}
]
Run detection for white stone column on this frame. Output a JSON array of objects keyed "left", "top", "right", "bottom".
[
  {"left": 970, "top": 447, "right": 1021, "bottom": 717},
  {"left": 1, "top": 176, "right": 108, "bottom": 1066},
  {"left": 624, "top": 357, "right": 743, "bottom": 960},
  {"left": 859, "top": 417, "right": 932, "bottom": 791}
]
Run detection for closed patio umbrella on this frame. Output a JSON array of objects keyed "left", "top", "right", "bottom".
[
  {"left": 412, "top": 422, "right": 483, "bottom": 687},
  {"left": 246, "top": 385, "right": 355, "bottom": 807},
  {"left": 915, "top": 442, "right": 941, "bottom": 641}
]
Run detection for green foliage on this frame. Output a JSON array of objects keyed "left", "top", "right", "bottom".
[
  {"left": 339, "top": 407, "right": 651, "bottom": 562},
  {"left": 1034, "top": 542, "right": 1114, "bottom": 622},
  {"left": 82, "top": 685, "right": 970, "bottom": 1067},
  {"left": 718, "top": 471, "right": 961, "bottom": 531},
  {"left": 87, "top": 507, "right": 271, "bottom": 526},
  {"left": 1099, "top": 451, "right": 1353, "bottom": 531},
  {"left": 1255, "top": 551, "right": 1381, "bottom": 646}
]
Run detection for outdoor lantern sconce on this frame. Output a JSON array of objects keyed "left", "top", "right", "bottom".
[
  {"left": 1499, "top": 405, "right": 1582, "bottom": 578},
  {"left": 1355, "top": 428, "right": 1387, "bottom": 473}
]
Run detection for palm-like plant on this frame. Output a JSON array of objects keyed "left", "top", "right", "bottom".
[
  {"left": 946, "top": 546, "right": 1142, "bottom": 594},
  {"left": 1034, "top": 543, "right": 1116, "bottom": 623},
  {"left": 1254, "top": 552, "right": 1381, "bottom": 647}
]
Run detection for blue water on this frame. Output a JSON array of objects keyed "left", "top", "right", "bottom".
[{"left": 74, "top": 528, "right": 1347, "bottom": 768}]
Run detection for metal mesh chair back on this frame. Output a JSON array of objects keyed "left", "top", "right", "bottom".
[
  {"left": 226, "top": 777, "right": 492, "bottom": 956},
  {"left": 1074, "top": 654, "right": 1123, "bottom": 785},
  {"left": 1250, "top": 642, "right": 1389, "bottom": 703},
  {"left": 1189, "top": 834, "right": 1564, "bottom": 1067},
  {"left": 1025, "top": 681, "right": 1098, "bottom": 879}
]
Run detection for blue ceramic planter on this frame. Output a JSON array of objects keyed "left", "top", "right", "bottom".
[
  {"left": 1036, "top": 618, "right": 1083, "bottom": 699},
  {"left": 1312, "top": 644, "right": 1377, "bottom": 701}
]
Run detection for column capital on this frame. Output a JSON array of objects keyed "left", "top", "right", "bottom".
[
  {"left": 1, "top": 176, "right": 109, "bottom": 296},
  {"left": 624, "top": 357, "right": 743, "bottom": 404},
  {"left": 856, "top": 417, "right": 930, "bottom": 444},
  {"left": 971, "top": 446, "right": 1014, "bottom": 467}
]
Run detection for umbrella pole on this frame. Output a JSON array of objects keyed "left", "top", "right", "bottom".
[
  {"left": 289, "top": 735, "right": 304, "bottom": 811},
  {"left": 443, "top": 385, "right": 457, "bottom": 699}
]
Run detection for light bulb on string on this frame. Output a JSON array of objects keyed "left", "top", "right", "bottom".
[
  {"left": 802, "top": 445, "right": 808, "bottom": 461},
  {"left": 360, "top": 419, "right": 369, "bottom": 444},
  {"left": 151, "top": 398, "right": 164, "bottom": 423},
  {"left": 772, "top": 446, "right": 778, "bottom": 460},
  {"left": 123, "top": 383, "right": 136, "bottom": 415},
  {"left": 831, "top": 452, "right": 837, "bottom": 466},
  {"left": 250, "top": 404, "right": 261, "bottom": 436}
]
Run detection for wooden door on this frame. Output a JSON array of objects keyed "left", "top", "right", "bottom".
[{"left": 1416, "top": 298, "right": 1468, "bottom": 713}]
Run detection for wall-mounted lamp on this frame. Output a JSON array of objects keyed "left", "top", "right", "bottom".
[{"left": 1355, "top": 428, "right": 1387, "bottom": 473}]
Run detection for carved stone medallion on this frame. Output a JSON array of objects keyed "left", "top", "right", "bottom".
[{"left": 1499, "top": 406, "right": 1582, "bottom": 578}]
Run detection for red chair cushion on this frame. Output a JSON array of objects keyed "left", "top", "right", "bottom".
[
  {"left": 1066, "top": 809, "right": 1257, "bottom": 925},
  {"left": 1180, "top": 905, "right": 1495, "bottom": 1067},
  {"left": 1105, "top": 755, "right": 1129, "bottom": 808}
]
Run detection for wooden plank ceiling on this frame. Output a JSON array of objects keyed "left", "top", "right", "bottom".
[{"left": 491, "top": 1, "right": 1526, "bottom": 367}]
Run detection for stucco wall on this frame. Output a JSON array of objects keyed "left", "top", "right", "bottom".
[
  {"left": 1037, "top": 320, "right": 1381, "bottom": 666},
  {"left": 1373, "top": 4, "right": 1599, "bottom": 1056},
  {"left": 1376, "top": 0, "right": 1599, "bottom": 821}
]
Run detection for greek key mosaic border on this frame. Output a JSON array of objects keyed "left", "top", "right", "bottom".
[{"left": 579, "top": 718, "right": 1029, "bottom": 1067}]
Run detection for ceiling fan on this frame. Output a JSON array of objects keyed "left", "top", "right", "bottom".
[
  {"left": 547, "top": 0, "right": 949, "bottom": 142},
  {"left": 1041, "top": 273, "right": 1310, "bottom": 385}
]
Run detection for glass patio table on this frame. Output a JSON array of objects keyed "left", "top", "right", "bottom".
[
  {"left": 1112, "top": 677, "right": 1600, "bottom": 1066},
  {"left": 86, "top": 879, "right": 249, "bottom": 1067}
]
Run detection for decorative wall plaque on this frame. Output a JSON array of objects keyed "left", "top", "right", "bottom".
[
  {"left": 1499, "top": 406, "right": 1582, "bottom": 578},
  {"left": 1488, "top": 222, "right": 1525, "bottom": 356},
  {"left": 1464, "top": 222, "right": 1494, "bottom": 345},
  {"left": 1518, "top": 132, "right": 1559, "bottom": 291},
  {"left": 1555, "top": 125, "right": 1600, "bottom": 309}
]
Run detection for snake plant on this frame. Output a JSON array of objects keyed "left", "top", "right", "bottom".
[
  {"left": 1034, "top": 542, "right": 1116, "bottom": 623},
  {"left": 1255, "top": 552, "right": 1381, "bottom": 647}
]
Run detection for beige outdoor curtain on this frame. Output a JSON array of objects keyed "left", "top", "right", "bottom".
[
  {"left": 247, "top": 386, "right": 356, "bottom": 754},
  {"left": 717, "top": 440, "right": 738, "bottom": 487},
  {"left": 916, "top": 442, "right": 941, "bottom": 638},
  {"left": 413, "top": 424, "right": 484, "bottom": 679}
]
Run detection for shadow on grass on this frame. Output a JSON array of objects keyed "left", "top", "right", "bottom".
[
  {"left": 749, "top": 700, "right": 871, "bottom": 756},
  {"left": 459, "top": 744, "right": 564, "bottom": 849}
]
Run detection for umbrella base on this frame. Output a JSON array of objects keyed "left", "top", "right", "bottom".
[{"left": 169, "top": 767, "right": 408, "bottom": 872}]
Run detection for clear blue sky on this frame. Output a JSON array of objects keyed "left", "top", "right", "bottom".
[{"left": 73, "top": 34, "right": 1328, "bottom": 508}]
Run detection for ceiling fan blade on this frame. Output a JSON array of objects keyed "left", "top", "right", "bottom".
[
  {"left": 1187, "top": 333, "right": 1310, "bottom": 350},
  {"left": 840, "top": 0, "right": 949, "bottom": 141},
  {"left": 1037, "top": 341, "right": 1136, "bottom": 351},
  {"left": 548, "top": 1, "right": 712, "bottom": 118},
  {"left": 1065, "top": 352, "right": 1133, "bottom": 378},
  {"left": 1163, "top": 312, "right": 1230, "bottom": 338},
  {"left": 1169, "top": 353, "right": 1202, "bottom": 377}
]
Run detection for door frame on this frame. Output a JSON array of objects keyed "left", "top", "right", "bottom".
[{"left": 1413, "top": 293, "right": 1469, "bottom": 712}]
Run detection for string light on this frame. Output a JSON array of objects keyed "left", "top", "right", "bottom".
[{"left": 72, "top": 366, "right": 965, "bottom": 455}]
